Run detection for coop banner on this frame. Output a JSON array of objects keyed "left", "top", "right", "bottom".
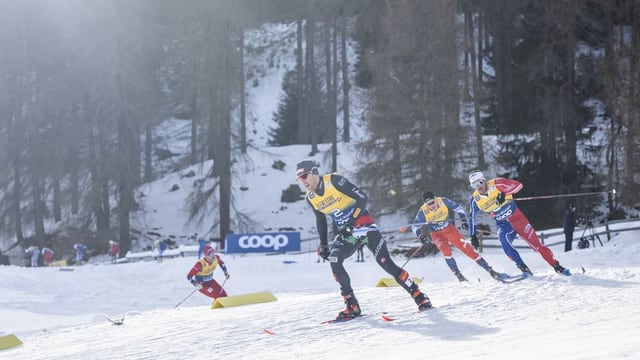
[{"left": 224, "top": 232, "right": 301, "bottom": 254}]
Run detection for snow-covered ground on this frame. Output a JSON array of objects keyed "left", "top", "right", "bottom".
[{"left": 1, "top": 225, "right": 639, "bottom": 359}]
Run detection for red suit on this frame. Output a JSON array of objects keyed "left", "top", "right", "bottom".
[{"left": 187, "top": 254, "right": 229, "bottom": 299}]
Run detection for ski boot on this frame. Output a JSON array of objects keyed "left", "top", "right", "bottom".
[
  {"left": 454, "top": 271, "right": 468, "bottom": 282},
  {"left": 553, "top": 261, "right": 571, "bottom": 276},
  {"left": 337, "top": 293, "right": 361, "bottom": 319},
  {"left": 489, "top": 269, "right": 506, "bottom": 281},
  {"left": 412, "top": 291, "right": 433, "bottom": 312},
  {"left": 517, "top": 263, "right": 533, "bottom": 276}
]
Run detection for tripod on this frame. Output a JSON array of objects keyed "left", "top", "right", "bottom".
[{"left": 578, "top": 219, "right": 603, "bottom": 249}]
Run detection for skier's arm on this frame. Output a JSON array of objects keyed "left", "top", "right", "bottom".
[
  {"left": 494, "top": 178, "right": 523, "bottom": 196},
  {"left": 468, "top": 197, "right": 480, "bottom": 236}
]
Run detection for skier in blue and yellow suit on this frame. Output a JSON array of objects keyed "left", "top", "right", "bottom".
[{"left": 296, "top": 159, "right": 432, "bottom": 320}]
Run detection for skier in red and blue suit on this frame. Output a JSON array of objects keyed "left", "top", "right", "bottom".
[
  {"left": 187, "top": 245, "right": 230, "bottom": 299},
  {"left": 467, "top": 170, "right": 570, "bottom": 276}
]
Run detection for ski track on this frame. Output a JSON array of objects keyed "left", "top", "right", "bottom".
[{"left": 3, "top": 247, "right": 640, "bottom": 359}]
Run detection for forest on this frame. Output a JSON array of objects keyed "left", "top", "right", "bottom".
[{"left": 0, "top": 0, "right": 638, "bottom": 256}]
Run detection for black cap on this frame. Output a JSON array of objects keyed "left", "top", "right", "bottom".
[
  {"left": 296, "top": 160, "right": 319, "bottom": 176},
  {"left": 422, "top": 191, "right": 435, "bottom": 202}
]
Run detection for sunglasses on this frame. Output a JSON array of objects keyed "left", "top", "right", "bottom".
[
  {"left": 425, "top": 200, "right": 436, "bottom": 207},
  {"left": 297, "top": 172, "right": 310, "bottom": 180},
  {"left": 471, "top": 180, "right": 484, "bottom": 189}
]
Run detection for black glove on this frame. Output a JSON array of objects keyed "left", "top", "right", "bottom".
[
  {"left": 339, "top": 223, "right": 354, "bottom": 237},
  {"left": 190, "top": 278, "right": 202, "bottom": 289},
  {"left": 496, "top": 192, "right": 506, "bottom": 205},
  {"left": 224, "top": 272, "right": 230, "bottom": 280},
  {"left": 317, "top": 244, "right": 330, "bottom": 260},
  {"left": 419, "top": 234, "right": 430, "bottom": 245},
  {"left": 470, "top": 235, "right": 479, "bottom": 250},
  {"left": 460, "top": 220, "right": 469, "bottom": 232}
]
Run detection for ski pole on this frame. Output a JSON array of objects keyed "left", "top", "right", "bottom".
[
  {"left": 216, "top": 278, "right": 228, "bottom": 298},
  {"left": 400, "top": 244, "right": 425, "bottom": 268},
  {"left": 174, "top": 287, "right": 199, "bottom": 309},
  {"left": 514, "top": 189, "right": 616, "bottom": 201}
]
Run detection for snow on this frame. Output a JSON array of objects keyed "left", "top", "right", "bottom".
[
  {"left": 2, "top": 21, "right": 639, "bottom": 360},
  {"left": 2, "top": 156, "right": 640, "bottom": 359}
]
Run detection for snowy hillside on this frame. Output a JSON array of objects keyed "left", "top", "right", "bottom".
[{"left": 1, "top": 227, "right": 639, "bottom": 359}]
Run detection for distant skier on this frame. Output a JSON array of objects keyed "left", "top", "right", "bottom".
[
  {"left": 355, "top": 243, "right": 364, "bottom": 262},
  {"left": 155, "top": 239, "right": 167, "bottom": 263},
  {"left": 196, "top": 233, "right": 208, "bottom": 259},
  {"left": 41, "top": 246, "right": 55, "bottom": 266},
  {"left": 73, "top": 243, "right": 87, "bottom": 265},
  {"left": 467, "top": 170, "right": 570, "bottom": 276},
  {"left": 108, "top": 240, "right": 120, "bottom": 264},
  {"left": 25, "top": 246, "right": 40, "bottom": 267},
  {"left": 412, "top": 190, "right": 506, "bottom": 282},
  {"left": 186, "top": 245, "right": 230, "bottom": 299}
]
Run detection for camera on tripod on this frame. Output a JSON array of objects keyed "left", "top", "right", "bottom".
[{"left": 578, "top": 216, "right": 602, "bottom": 249}]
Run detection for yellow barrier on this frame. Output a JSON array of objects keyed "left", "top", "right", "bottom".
[
  {"left": 0, "top": 334, "right": 22, "bottom": 350},
  {"left": 49, "top": 259, "right": 69, "bottom": 267},
  {"left": 375, "top": 277, "right": 422, "bottom": 287},
  {"left": 211, "top": 291, "right": 277, "bottom": 309}
]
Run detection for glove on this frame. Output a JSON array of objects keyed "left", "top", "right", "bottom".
[
  {"left": 418, "top": 234, "right": 430, "bottom": 245},
  {"left": 224, "top": 272, "right": 230, "bottom": 280},
  {"left": 460, "top": 220, "right": 469, "bottom": 232},
  {"left": 496, "top": 192, "right": 506, "bottom": 205},
  {"left": 470, "top": 235, "right": 479, "bottom": 250},
  {"left": 190, "top": 278, "right": 202, "bottom": 289},
  {"left": 339, "top": 223, "right": 354, "bottom": 237},
  {"left": 317, "top": 244, "right": 330, "bottom": 260}
]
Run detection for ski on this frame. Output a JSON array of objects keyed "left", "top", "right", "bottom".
[
  {"left": 320, "top": 314, "right": 366, "bottom": 324},
  {"left": 498, "top": 272, "right": 530, "bottom": 283}
]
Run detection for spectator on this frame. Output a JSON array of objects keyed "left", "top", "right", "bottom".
[
  {"left": 564, "top": 204, "right": 576, "bottom": 252},
  {"left": 25, "top": 246, "right": 40, "bottom": 268},
  {"left": 108, "top": 240, "right": 120, "bottom": 264},
  {"left": 196, "top": 233, "right": 208, "bottom": 259},
  {"left": 155, "top": 239, "right": 167, "bottom": 263},
  {"left": 355, "top": 243, "right": 364, "bottom": 262},
  {"left": 41, "top": 247, "right": 55, "bottom": 266}
]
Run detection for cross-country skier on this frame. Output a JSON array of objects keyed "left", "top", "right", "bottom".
[
  {"left": 296, "top": 159, "right": 432, "bottom": 321},
  {"left": 412, "top": 190, "right": 506, "bottom": 282},
  {"left": 467, "top": 170, "right": 570, "bottom": 276},
  {"left": 186, "top": 245, "right": 230, "bottom": 299}
]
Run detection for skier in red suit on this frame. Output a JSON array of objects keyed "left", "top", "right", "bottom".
[
  {"left": 467, "top": 170, "right": 570, "bottom": 276},
  {"left": 186, "top": 245, "right": 230, "bottom": 299}
]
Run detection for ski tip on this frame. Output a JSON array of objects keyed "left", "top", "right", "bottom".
[
  {"left": 381, "top": 315, "right": 395, "bottom": 322},
  {"left": 263, "top": 328, "right": 275, "bottom": 335}
]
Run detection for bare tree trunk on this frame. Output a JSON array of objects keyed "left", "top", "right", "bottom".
[
  {"left": 305, "top": 16, "right": 319, "bottom": 155},
  {"left": 341, "top": 14, "right": 350, "bottom": 143},
  {"left": 239, "top": 27, "right": 247, "bottom": 154},
  {"left": 144, "top": 119, "right": 153, "bottom": 183},
  {"left": 469, "top": 8, "right": 486, "bottom": 169},
  {"left": 218, "top": 16, "right": 233, "bottom": 246},
  {"left": 296, "top": 18, "right": 306, "bottom": 144},
  {"left": 190, "top": 94, "right": 198, "bottom": 165}
]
